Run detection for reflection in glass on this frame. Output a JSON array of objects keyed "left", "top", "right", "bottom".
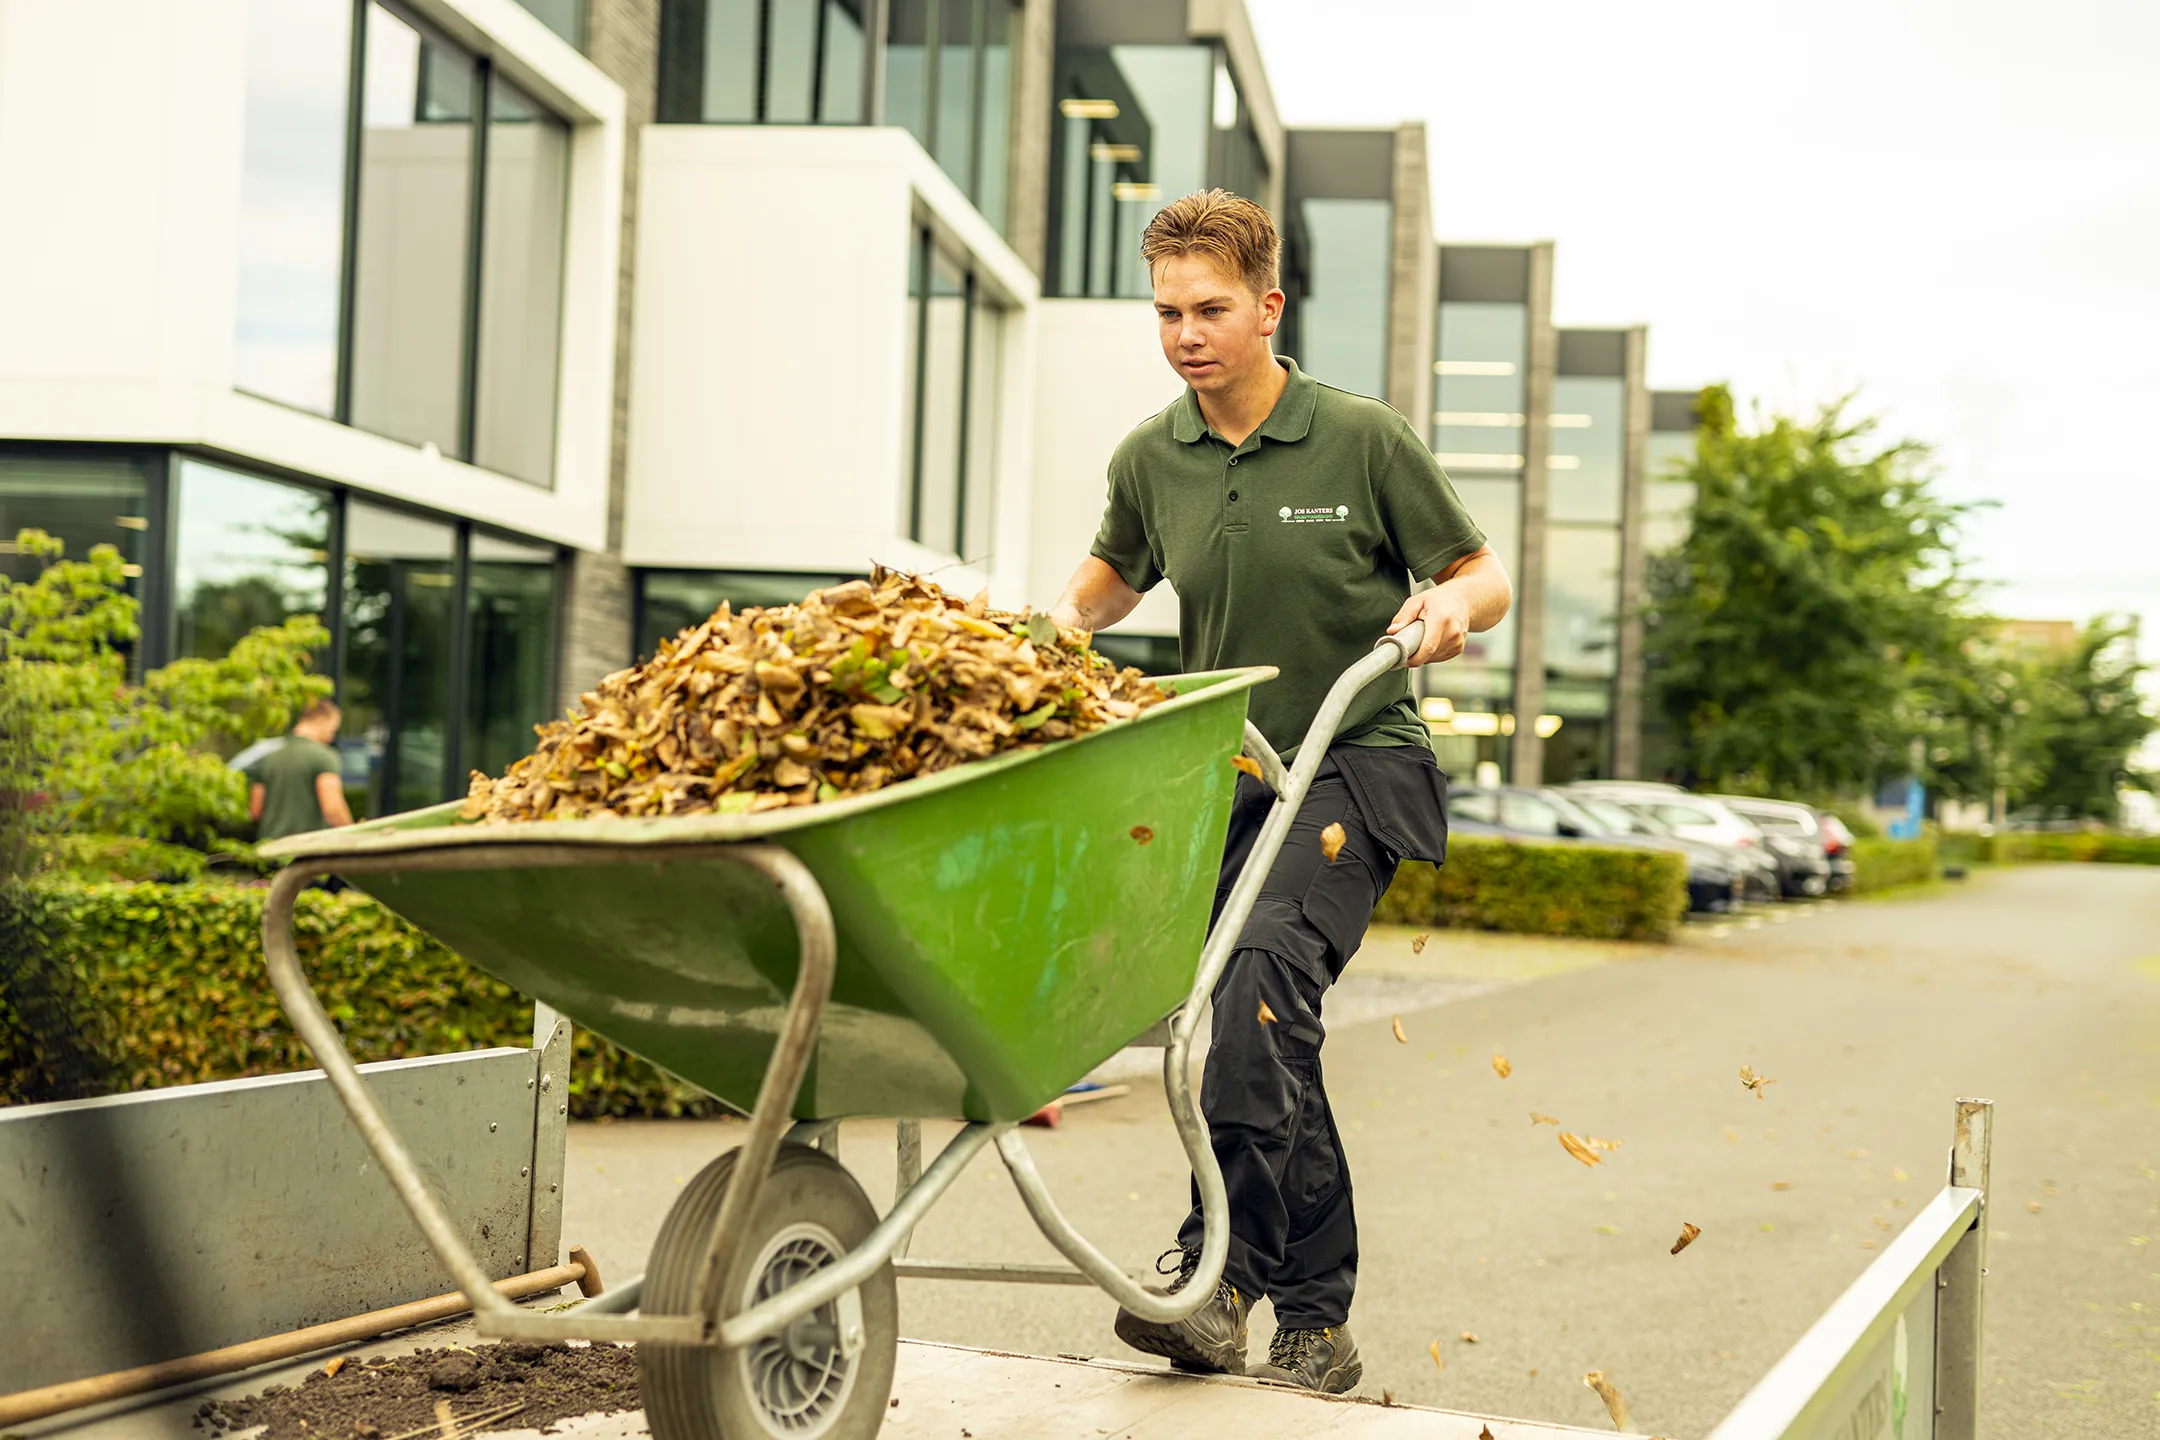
[
  {"left": 636, "top": 570, "right": 855, "bottom": 659},
  {"left": 767, "top": 0, "right": 821, "bottom": 122},
  {"left": 960, "top": 295, "right": 1003, "bottom": 564},
  {"left": 818, "top": 0, "right": 867, "bottom": 123},
  {"left": 0, "top": 452, "right": 150, "bottom": 592},
  {"left": 348, "top": 4, "right": 476, "bottom": 457},
  {"left": 1049, "top": 44, "right": 1210, "bottom": 297},
  {"left": 1433, "top": 302, "right": 1527, "bottom": 461},
  {"left": 1548, "top": 376, "right": 1624, "bottom": 524},
  {"left": 234, "top": 0, "right": 353, "bottom": 416},
  {"left": 512, "top": 0, "right": 585, "bottom": 48},
  {"left": 914, "top": 249, "right": 970, "bottom": 555},
  {"left": 1447, "top": 476, "right": 1519, "bottom": 670},
  {"left": 1295, "top": 198, "right": 1391, "bottom": 398},
  {"left": 883, "top": 0, "right": 931, "bottom": 151},
  {"left": 659, "top": 0, "right": 866, "bottom": 122},
  {"left": 172, "top": 460, "right": 331, "bottom": 663},
  {"left": 464, "top": 534, "right": 559, "bottom": 781},
  {"left": 975, "top": 0, "right": 1012, "bottom": 228},
  {"left": 342, "top": 502, "right": 457, "bottom": 816},
  {"left": 474, "top": 80, "right": 570, "bottom": 488},
  {"left": 933, "top": 0, "right": 976, "bottom": 198},
  {"left": 1642, "top": 429, "right": 1696, "bottom": 555},
  {"left": 1544, "top": 525, "right": 1621, "bottom": 680}
]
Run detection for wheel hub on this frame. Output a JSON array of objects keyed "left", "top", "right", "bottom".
[{"left": 737, "top": 1222, "right": 864, "bottom": 1437}]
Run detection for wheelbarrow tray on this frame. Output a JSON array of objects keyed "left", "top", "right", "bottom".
[{"left": 265, "top": 667, "right": 1272, "bottom": 1123}]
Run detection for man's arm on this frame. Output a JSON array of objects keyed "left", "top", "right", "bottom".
[
  {"left": 1049, "top": 556, "right": 1144, "bottom": 634},
  {"left": 1385, "top": 546, "right": 1512, "bottom": 666},
  {"left": 314, "top": 771, "right": 355, "bottom": 828},
  {"left": 248, "top": 783, "right": 266, "bottom": 823}
]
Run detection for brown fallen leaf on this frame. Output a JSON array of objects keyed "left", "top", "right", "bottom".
[
  {"left": 1231, "top": 754, "right": 1264, "bottom": 780},
  {"left": 1583, "top": 1370, "right": 1629, "bottom": 1429},
  {"left": 1492, "top": 1053, "right": 1512, "bottom": 1079},
  {"left": 1559, "top": 1133, "right": 1603, "bottom": 1167},
  {"left": 2027, "top": 1200, "right": 2042, "bottom": 1213},
  {"left": 1480, "top": 1427, "right": 1494, "bottom": 1440},
  {"left": 1770, "top": 1180, "right": 1792, "bottom": 1191},
  {"left": 1738, "top": 1063, "right": 1775, "bottom": 1100},
  {"left": 1392, "top": 1015, "right": 1408, "bottom": 1044},
  {"left": 1381, "top": 1388, "right": 1397, "bottom": 1407},
  {"left": 1459, "top": 1330, "right": 1480, "bottom": 1343},
  {"left": 1528, "top": 1369, "right": 1539, "bottom": 1378},
  {"left": 1257, "top": 1000, "right": 1278, "bottom": 1026},
  {"left": 1585, "top": 1136, "right": 1623, "bottom": 1152},
  {"left": 1531, "top": 1111, "right": 1560, "bottom": 1126},
  {"left": 324, "top": 1356, "right": 347, "bottom": 1379},
  {"left": 1129, "top": 825, "right": 1154, "bottom": 844},
  {"left": 1670, "top": 1222, "right": 1702, "bottom": 1255},
  {"left": 1429, "top": 1340, "right": 1444, "bottom": 1372},
  {"left": 1411, "top": 932, "right": 1430, "bottom": 954},
  {"left": 1320, "top": 821, "right": 1347, "bottom": 862}
]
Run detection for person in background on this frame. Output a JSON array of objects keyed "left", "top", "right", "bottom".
[{"left": 245, "top": 698, "right": 354, "bottom": 842}]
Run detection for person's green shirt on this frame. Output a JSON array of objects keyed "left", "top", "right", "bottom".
[
  {"left": 1089, "top": 357, "right": 1488, "bottom": 759},
  {"left": 245, "top": 736, "right": 343, "bottom": 843}
]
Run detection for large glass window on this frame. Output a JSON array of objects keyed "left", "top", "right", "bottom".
[
  {"left": 1643, "top": 427, "right": 1696, "bottom": 556},
  {"left": 1293, "top": 198, "right": 1391, "bottom": 398},
  {"left": 1545, "top": 525, "right": 1621, "bottom": 681},
  {"left": 0, "top": 452, "right": 151, "bottom": 591},
  {"left": 171, "top": 460, "right": 332, "bottom": 663},
  {"left": 231, "top": 2, "right": 574, "bottom": 488},
  {"left": 1048, "top": 44, "right": 1212, "bottom": 297},
  {"left": 233, "top": 0, "right": 354, "bottom": 417},
  {"left": 901, "top": 231, "right": 1003, "bottom": 560},
  {"left": 1432, "top": 302, "right": 1527, "bottom": 465},
  {"left": 656, "top": 0, "right": 868, "bottom": 124},
  {"left": 464, "top": 533, "right": 559, "bottom": 781},
  {"left": 636, "top": 570, "right": 855, "bottom": 658},
  {"left": 342, "top": 502, "right": 457, "bottom": 817},
  {"left": 473, "top": 80, "right": 571, "bottom": 486},
  {"left": 513, "top": 0, "right": 585, "bottom": 49},
  {"left": 1549, "top": 376, "right": 1624, "bottom": 525},
  {"left": 881, "top": 0, "right": 1018, "bottom": 230}
]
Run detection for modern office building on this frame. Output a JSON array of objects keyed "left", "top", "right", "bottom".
[{"left": 1, "top": 0, "right": 1694, "bottom": 818}]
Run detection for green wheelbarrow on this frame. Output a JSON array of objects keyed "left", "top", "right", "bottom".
[{"left": 259, "top": 621, "right": 1428, "bottom": 1439}]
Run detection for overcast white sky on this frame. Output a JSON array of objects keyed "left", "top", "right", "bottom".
[{"left": 1249, "top": 0, "right": 2160, "bottom": 649}]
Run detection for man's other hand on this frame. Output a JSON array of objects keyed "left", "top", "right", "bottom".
[{"left": 1386, "top": 587, "right": 1473, "bottom": 666}]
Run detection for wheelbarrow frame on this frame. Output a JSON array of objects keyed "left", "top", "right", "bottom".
[{"left": 257, "top": 620, "right": 1428, "bottom": 1356}]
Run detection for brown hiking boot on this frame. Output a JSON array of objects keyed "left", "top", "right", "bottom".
[
  {"left": 1250, "top": 1323, "right": 1363, "bottom": 1394},
  {"left": 1113, "top": 1248, "right": 1252, "bottom": 1375}
]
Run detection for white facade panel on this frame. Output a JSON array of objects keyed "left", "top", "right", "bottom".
[
  {"left": 624, "top": 126, "right": 1040, "bottom": 606},
  {"left": 1027, "top": 299, "right": 1184, "bottom": 637},
  {"left": 0, "top": 0, "right": 623, "bottom": 552}
]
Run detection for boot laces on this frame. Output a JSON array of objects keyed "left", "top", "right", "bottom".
[
  {"left": 1154, "top": 1247, "right": 1200, "bottom": 1294},
  {"left": 1267, "top": 1325, "right": 1331, "bottom": 1369}
]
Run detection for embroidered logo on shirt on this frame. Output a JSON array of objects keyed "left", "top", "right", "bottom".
[{"left": 1279, "top": 504, "right": 1351, "bottom": 524}]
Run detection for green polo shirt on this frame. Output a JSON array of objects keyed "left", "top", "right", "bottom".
[{"left": 1090, "top": 357, "right": 1487, "bottom": 759}]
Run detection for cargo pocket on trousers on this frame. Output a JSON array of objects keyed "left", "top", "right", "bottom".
[{"left": 1336, "top": 745, "right": 1451, "bottom": 866}]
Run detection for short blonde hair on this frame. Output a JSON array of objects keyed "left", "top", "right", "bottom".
[{"left": 1140, "top": 189, "right": 1281, "bottom": 299}]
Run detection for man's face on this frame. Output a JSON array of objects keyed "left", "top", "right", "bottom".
[
  {"left": 1152, "top": 253, "right": 1283, "bottom": 398},
  {"left": 300, "top": 710, "right": 341, "bottom": 742}
]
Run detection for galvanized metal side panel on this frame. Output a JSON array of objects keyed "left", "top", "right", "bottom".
[
  {"left": 0, "top": 1049, "right": 538, "bottom": 1395},
  {"left": 524, "top": 1015, "right": 573, "bottom": 1273}
]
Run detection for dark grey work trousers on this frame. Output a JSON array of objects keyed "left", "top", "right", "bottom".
[{"left": 1176, "top": 744, "right": 1449, "bottom": 1329}]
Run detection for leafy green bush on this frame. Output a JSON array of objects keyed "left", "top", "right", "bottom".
[
  {"left": 1375, "top": 835, "right": 1688, "bottom": 942},
  {"left": 1960, "top": 832, "right": 2160, "bottom": 866},
  {"left": 1849, "top": 836, "right": 1938, "bottom": 892},
  {"left": 1, "top": 881, "right": 727, "bottom": 1117}
]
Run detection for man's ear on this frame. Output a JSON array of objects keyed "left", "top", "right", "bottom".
[{"left": 1258, "top": 287, "right": 1285, "bottom": 338}]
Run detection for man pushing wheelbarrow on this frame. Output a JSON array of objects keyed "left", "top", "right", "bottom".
[{"left": 1049, "top": 189, "right": 1513, "bottom": 1394}]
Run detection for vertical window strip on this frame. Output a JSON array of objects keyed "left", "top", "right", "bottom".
[
  {"left": 333, "top": 0, "right": 371, "bottom": 423},
  {"left": 952, "top": 269, "right": 977, "bottom": 557},
  {"left": 906, "top": 228, "right": 932, "bottom": 543},
  {"left": 457, "top": 57, "right": 496, "bottom": 462}
]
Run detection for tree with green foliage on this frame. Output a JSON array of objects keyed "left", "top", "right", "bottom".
[
  {"left": 2011, "top": 619, "right": 2154, "bottom": 820},
  {"left": 1644, "top": 386, "right": 1989, "bottom": 797},
  {"left": 0, "top": 530, "right": 330, "bottom": 868}
]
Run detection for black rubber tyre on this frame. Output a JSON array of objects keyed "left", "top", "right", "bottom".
[{"left": 641, "top": 1144, "right": 898, "bottom": 1440}]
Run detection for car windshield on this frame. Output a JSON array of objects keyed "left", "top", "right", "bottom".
[
  {"left": 1539, "top": 790, "right": 1607, "bottom": 834},
  {"left": 1575, "top": 796, "right": 1646, "bottom": 834}
]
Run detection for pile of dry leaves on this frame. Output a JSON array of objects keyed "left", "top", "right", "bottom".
[{"left": 460, "top": 568, "right": 1167, "bottom": 824}]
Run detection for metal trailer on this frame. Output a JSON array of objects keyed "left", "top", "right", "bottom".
[{"left": 258, "top": 621, "right": 1431, "bottom": 1439}]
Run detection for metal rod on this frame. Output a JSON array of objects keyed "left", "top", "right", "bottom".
[
  {"left": 893, "top": 1259, "right": 1096, "bottom": 1286},
  {"left": 716, "top": 1122, "right": 1003, "bottom": 1349},
  {"left": 0, "top": 1261, "right": 590, "bottom": 1429},
  {"left": 1239, "top": 720, "right": 1287, "bottom": 797},
  {"left": 689, "top": 846, "right": 837, "bottom": 1338},
  {"left": 569, "top": 1273, "right": 644, "bottom": 1316},
  {"left": 894, "top": 1118, "right": 923, "bottom": 1259},
  {"left": 1936, "top": 1097, "right": 1994, "bottom": 1439}
]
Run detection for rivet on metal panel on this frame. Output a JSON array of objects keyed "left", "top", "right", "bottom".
[
  {"left": 550, "top": 1184, "right": 558, "bottom": 1193},
  {"left": 559, "top": 1105, "right": 567, "bottom": 1116},
  {"left": 521, "top": 1166, "right": 530, "bottom": 1177},
  {"left": 540, "top": 1073, "right": 553, "bottom": 1092},
  {"left": 489, "top": 1122, "right": 499, "bottom": 1132},
  {"left": 526, "top": 1078, "right": 535, "bottom": 1088}
]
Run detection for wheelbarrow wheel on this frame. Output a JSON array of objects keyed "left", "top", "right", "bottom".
[{"left": 642, "top": 1143, "right": 898, "bottom": 1440}]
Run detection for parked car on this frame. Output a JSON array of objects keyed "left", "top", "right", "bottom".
[
  {"left": 1569, "top": 784, "right": 1783, "bottom": 901},
  {"left": 1817, "top": 812, "right": 1859, "bottom": 893},
  {"left": 1711, "top": 796, "right": 1835, "bottom": 898},
  {"left": 1443, "top": 786, "right": 1744, "bottom": 914},
  {"left": 1559, "top": 791, "right": 1748, "bottom": 913}
]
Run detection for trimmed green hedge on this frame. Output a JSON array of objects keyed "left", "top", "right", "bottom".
[
  {"left": 1849, "top": 836, "right": 1938, "bottom": 893},
  {"left": 1375, "top": 834, "right": 1688, "bottom": 943},
  {"left": 1958, "top": 832, "right": 2160, "bottom": 866},
  {"left": 1, "top": 881, "right": 727, "bottom": 1116}
]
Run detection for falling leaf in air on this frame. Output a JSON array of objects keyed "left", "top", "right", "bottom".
[
  {"left": 1429, "top": 1340, "right": 1445, "bottom": 1372},
  {"left": 1492, "top": 1053, "right": 1513, "bottom": 1079},
  {"left": 1585, "top": 1136, "right": 1623, "bottom": 1152},
  {"left": 324, "top": 1356, "right": 347, "bottom": 1379},
  {"left": 1320, "top": 821, "right": 1347, "bottom": 862},
  {"left": 1738, "top": 1064, "right": 1775, "bottom": 1101},
  {"left": 1412, "top": 932, "right": 1430, "bottom": 954},
  {"left": 1559, "top": 1133, "right": 1603, "bottom": 1168},
  {"left": 1671, "top": 1222, "right": 1702, "bottom": 1255},
  {"left": 1531, "top": 1112, "right": 1560, "bottom": 1126},
  {"left": 1382, "top": 1388, "right": 1397, "bottom": 1406},
  {"left": 1231, "top": 754, "right": 1264, "bottom": 780},
  {"left": 1480, "top": 1427, "right": 1495, "bottom": 1440},
  {"left": 1257, "top": 1000, "right": 1278, "bottom": 1026},
  {"left": 1583, "top": 1370, "right": 1629, "bottom": 1429},
  {"left": 1392, "top": 1015, "right": 1408, "bottom": 1044},
  {"left": 1130, "top": 825, "right": 1154, "bottom": 844},
  {"left": 1770, "top": 1180, "right": 1792, "bottom": 1191},
  {"left": 1460, "top": 1330, "right": 1480, "bottom": 1344},
  {"left": 2027, "top": 1201, "right": 2042, "bottom": 1213}
]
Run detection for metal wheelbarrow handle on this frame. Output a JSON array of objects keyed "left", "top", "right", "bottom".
[{"left": 995, "top": 619, "right": 1426, "bottom": 1321}]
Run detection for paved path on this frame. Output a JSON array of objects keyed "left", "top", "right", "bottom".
[{"left": 560, "top": 864, "right": 2160, "bottom": 1438}]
